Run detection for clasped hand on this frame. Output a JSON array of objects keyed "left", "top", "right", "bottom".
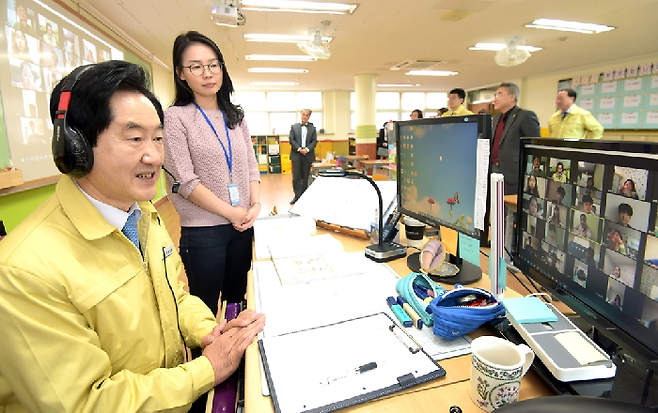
[
  {"left": 228, "top": 204, "right": 260, "bottom": 231},
  {"left": 201, "top": 309, "right": 266, "bottom": 386}
]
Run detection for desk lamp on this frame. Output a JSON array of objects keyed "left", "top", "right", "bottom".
[{"left": 318, "top": 168, "right": 407, "bottom": 262}]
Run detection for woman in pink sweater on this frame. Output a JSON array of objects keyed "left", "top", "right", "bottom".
[{"left": 163, "top": 31, "right": 261, "bottom": 320}]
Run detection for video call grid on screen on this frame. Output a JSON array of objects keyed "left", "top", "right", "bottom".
[
  {"left": 397, "top": 121, "right": 480, "bottom": 239},
  {"left": 3, "top": 0, "right": 123, "bottom": 180},
  {"left": 517, "top": 141, "right": 658, "bottom": 355}
]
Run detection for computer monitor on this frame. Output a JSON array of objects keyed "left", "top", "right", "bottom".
[
  {"left": 514, "top": 138, "right": 658, "bottom": 371},
  {"left": 395, "top": 114, "right": 492, "bottom": 283},
  {"left": 395, "top": 114, "right": 492, "bottom": 241}
]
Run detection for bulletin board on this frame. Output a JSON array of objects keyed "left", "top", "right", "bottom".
[
  {"left": 0, "top": 0, "right": 151, "bottom": 183},
  {"left": 560, "top": 62, "right": 658, "bottom": 132}
]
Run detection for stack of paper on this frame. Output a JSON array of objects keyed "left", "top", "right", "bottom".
[{"left": 502, "top": 296, "right": 558, "bottom": 324}]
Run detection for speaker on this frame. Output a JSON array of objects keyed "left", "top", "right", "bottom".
[{"left": 52, "top": 65, "right": 94, "bottom": 178}]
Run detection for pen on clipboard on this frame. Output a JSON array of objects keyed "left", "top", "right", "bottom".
[
  {"left": 321, "top": 362, "right": 378, "bottom": 385},
  {"left": 389, "top": 324, "right": 422, "bottom": 354}
]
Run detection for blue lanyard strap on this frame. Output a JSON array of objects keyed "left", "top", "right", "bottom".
[{"left": 193, "top": 102, "right": 233, "bottom": 178}]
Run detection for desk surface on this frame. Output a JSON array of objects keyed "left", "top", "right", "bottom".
[{"left": 244, "top": 228, "right": 553, "bottom": 413}]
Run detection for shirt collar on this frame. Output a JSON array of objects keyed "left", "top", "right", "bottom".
[{"left": 73, "top": 180, "right": 142, "bottom": 230}]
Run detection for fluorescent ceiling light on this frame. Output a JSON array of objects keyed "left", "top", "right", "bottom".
[
  {"left": 406, "top": 70, "right": 458, "bottom": 77},
  {"left": 248, "top": 68, "right": 309, "bottom": 73},
  {"left": 469, "top": 43, "right": 542, "bottom": 52},
  {"left": 245, "top": 54, "right": 318, "bottom": 61},
  {"left": 244, "top": 33, "right": 333, "bottom": 43},
  {"left": 526, "top": 18, "right": 615, "bottom": 34},
  {"left": 377, "top": 84, "right": 415, "bottom": 87},
  {"left": 241, "top": 0, "right": 357, "bottom": 15},
  {"left": 250, "top": 81, "right": 300, "bottom": 86}
]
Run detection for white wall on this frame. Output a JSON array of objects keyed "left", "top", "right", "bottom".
[{"left": 523, "top": 52, "right": 658, "bottom": 130}]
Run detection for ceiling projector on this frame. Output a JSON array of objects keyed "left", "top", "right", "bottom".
[{"left": 211, "top": 4, "right": 239, "bottom": 27}]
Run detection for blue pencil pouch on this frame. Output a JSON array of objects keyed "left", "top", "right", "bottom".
[
  {"left": 396, "top": 272, "right": 444, "bottom": 327},
  {"left": 427, "top": 284, "right": 506, "bottom": 340}
]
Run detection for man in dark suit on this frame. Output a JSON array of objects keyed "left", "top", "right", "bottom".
[
  {"left": 289, "top": 108, "right": 317, "bottom": 204},
  {"left": 491, "top": 82, "right": 540, "bottom": 195}
]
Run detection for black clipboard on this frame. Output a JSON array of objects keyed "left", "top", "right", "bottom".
[{"left": 258, "top": 312, "right": 446, "bottom": 413}]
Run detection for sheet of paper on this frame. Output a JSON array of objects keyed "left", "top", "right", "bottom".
[
  {"left": 260, "top": 313, "right": 444, "bottom": 413},
  {"left": 289, "top": 177, "right": 397, "bottom": 231},
  {"left": 440, "top": 225, "right": 458, "bottom": 256},
  {"left": 253, "top": 256, "right": 472, "bottom": 359},
  {"left": 267, "top": 233, "right": 344, "bottom": 259},
  {"left": 475, "top": 139, "right": 490, "bottom": 231},
  {"left": 458, "top": 232, "right": 480, "bottom": 268},
  {"left": 253, "top": 214, "right": 317, "bottom": 260},
  {"left": 272, "top": 251, "right": 366, "bottom": 285}
]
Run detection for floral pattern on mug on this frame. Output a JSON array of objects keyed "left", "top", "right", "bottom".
[
  {"left": 490, "top": 382, "right": 521, "bottom": 409},
  {"left": 472, "top": 355, "right": 523, "bottom": 380}
]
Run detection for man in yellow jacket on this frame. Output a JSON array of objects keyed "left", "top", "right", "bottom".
[
  {"left": 0, "top": 61, "right": 265, "bottom": 412},
  {"left": 441, "top": 88, "right": 474, "bottom": 117},
  {"left": 548, "top": 88, "right": 604, "bottom": 139}
]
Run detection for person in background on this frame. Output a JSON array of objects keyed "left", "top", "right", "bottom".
[
  {"left": 531, "top": 156, "right": 543, "bottom": 177},
  {"left": 490, "top": 82, "right": 540, "bottom": 196},
  {"left": 548, "top": 88, "right": 603, "bottom": 139},
  {"left": 585, "top": 247, "right": 596, "bottom": 267},
  {"left": 13, "top": 1, "right": 36, "bottom": 37},
  {"left": 377, "top": 122, "right": 389, "bottom": 158},
  {"left": 606, "top": 229, "right": 627, "bottom": 255},
  {"left": 442, "top": 88, "right": 473, "bottom": 117},
  {"left": 552, "top": 162, "right": 568, "bottom": 183},
  {"left": 524, "top": 175, "right": 539, "bottom": 197},
  {"left": 618, "top": 203, "right": 634, "bottom": 228},
  {"left": 18, "top": 61, "right": 36, "bottom": 90},
  {"left": 11, "top": 29, "right": 32, "bottom": 62},
  {"left": 527, "top": 196, "right": 540, "bottom": 218},
  {"left": 554, "top": 186, "right": 566, "bottom": 206},
  {"left": 410, "top": 109, "right": 423, "bottom": 119},
  {"left": 0, "top": 60, "right": 265, "bottom": 412},
  {"left": 618, "top": 178, "right": 639, "bottom": 199},
  {"left": 574, "top": 213, "right": 593, "bottom": 239},
  {"left": 581, "top": 194, "right": 594, "bottom": 214},
  {"left": 289, "top": 108, "right": 317, "bottom": 204},
  {"left": 585, "top": 176, "right": 599, "bottom": 194},
  {"left": 437, "top": 107, "right": 449, "bottom": 117},
  {"left": 163, "top": 31, "right": 261, "bottom": 319},
  {"left": 42, "top": 22, "right": 58, "bottom": 47}
]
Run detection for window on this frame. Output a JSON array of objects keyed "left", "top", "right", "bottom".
[
  {"left": 267, "top": 92, "right": 296, "bottom": 111},
  {"left": 296, "top": 92, "right": 322, "bottom": 110},
  {"left": 233, "top": 91, "right": 266, "bottom": 111},
  {"left": 426, "top": 92, "right": 448, "bottom": 110},
  {"left": 401, "top": 92, "right": 426, "bottom": 111},
  {"left": 376, "top": 92, "right": 400, "bottom": 109}
]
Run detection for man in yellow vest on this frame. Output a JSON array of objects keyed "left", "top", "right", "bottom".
[
  {"left": 548, "top": 88, "right": 603, "bottom": 139},
  {"left": 441, "top": 88, "right": 474, "bottom": 117}
]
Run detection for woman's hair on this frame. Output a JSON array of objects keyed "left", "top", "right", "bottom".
[
  {"left": 624, "top": 179, "right": 636, "bottom": 192},
  {"left": 171, "top": 31, "right": 244, "bottom": 129}
]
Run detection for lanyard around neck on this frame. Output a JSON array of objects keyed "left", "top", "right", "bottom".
[{"left": 193, "top": 102, "right": 233, "bottom": 178}]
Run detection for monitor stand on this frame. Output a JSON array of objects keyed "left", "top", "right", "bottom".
[{"left": 406, "top": 252, "right": 482, "bottom": 285}]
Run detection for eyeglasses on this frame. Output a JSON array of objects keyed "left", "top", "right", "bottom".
[
  {"left": 182, "top": 61, "right": 223, "bottom": 76},
  {"left": 493, "top": 93, "right": 504, "bottom": 98}
]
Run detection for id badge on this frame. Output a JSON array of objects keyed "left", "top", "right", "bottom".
[{"left": 228, "top": 183, "right": 240, "bottom": 206}]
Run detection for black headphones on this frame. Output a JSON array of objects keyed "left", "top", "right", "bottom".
[{"left": 52, "top": 65, "right": 94, "bottom": 178}]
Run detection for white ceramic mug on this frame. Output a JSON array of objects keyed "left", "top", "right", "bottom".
[{"left": 469, "top": 336, "right": 534, "bottom": 412}]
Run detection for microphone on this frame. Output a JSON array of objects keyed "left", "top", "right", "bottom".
[{"left": 161, "top": 166, "right": 180, "bottom": 194}]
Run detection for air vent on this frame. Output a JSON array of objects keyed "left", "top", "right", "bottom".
[{"left": 390, "top": 60, "right": 444, "bottom": 71}]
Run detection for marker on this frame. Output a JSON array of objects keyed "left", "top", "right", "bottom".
[
  {"left": 322, "top": 362, "right": 378, "bottom": 385},
  {"left": 413, "top": 285, "right": 429, "bottom": 300},
  {"left": 396, "top": 296, "right": 423, "bottom": 329},
  {"left": 386, "top": 296, "right": 413, "bottom": 327}
]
